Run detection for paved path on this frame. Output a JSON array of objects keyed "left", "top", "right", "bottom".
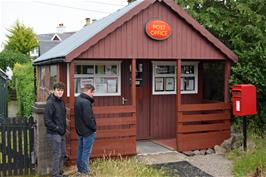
[{"left": 136, "top": 141, "right": 232, "bottom": 177}]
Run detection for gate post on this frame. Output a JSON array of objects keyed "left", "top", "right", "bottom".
[{"left": 32, "top": 102, "right": 52, "bottom": 175}]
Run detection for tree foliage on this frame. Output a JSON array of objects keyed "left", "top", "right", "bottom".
[
  {"left": 4, "top": 20, "right": 38, "bottom": 56},
  {"left": 13, "top": 63, "right": 34, "bottom": 117},
  {"left": 175, "top": 0, "right": 266, "bottom": 134},
  {"left": 0, "top": 49, "right": 29, "bottom": 70}
]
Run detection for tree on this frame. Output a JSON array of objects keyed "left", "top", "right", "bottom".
[
  {"left": 4, "top": 20, "right": 38, "bottom": 56},
  {"left": 0, "top": 49, "right": 29, "bottom": 70},
  {"left": 175, "top": 0, "right": 266, "bottom": 134}
]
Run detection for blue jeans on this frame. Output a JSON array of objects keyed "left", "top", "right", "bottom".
[
  {"left": 76, "top": 133, "right": 96, "bottom": 174},
  {"left": 47, "top": 134, "right": 66, "bottom": 177}
]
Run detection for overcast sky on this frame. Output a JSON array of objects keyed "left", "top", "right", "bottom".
[{"left": 0, "top": 0, "right": 128, "bottom": 51}]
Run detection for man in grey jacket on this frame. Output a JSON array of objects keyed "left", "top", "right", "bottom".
[{"left": 44, "top": 82, "right": 66, "bottom": 177}]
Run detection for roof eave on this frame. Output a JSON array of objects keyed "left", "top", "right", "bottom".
[{"left": 33, "top": 57, "right": 66, "bottom": 66}]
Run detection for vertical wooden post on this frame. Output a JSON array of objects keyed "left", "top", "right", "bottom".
[
  {"left": 176, "top": 59, "right": 182, "bottom": 150},
  {"left": 224, "top": 61, "right": 231, "bottom": 103},
  {"left": 69, "top": 62, "right": 75, "bottom": 109},
  {"left": 131, "top": 59, "right": 136, "bottom": 108},
  {"left": 131, "top": 58, "right": 137, "bottom": 153}
]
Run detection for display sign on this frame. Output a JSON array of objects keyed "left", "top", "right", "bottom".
[{"left": 145, "top": 20, "right": 171, "bottom": 40}]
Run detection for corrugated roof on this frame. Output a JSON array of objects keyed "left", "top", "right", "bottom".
[{"left": 33, "top": 0, "right": 144, "bottom": 64}]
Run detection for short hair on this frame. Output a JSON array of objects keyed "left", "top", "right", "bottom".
[
  {"left": 53, "top": 82, "right": 65, "bottom": 90},
  {"left": 82, "top": 84, "right": 95, "bottom": 92}
]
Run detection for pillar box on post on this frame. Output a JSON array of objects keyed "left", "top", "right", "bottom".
[{"left": 232, "top": 84, "right": 257, "bottom": 151}]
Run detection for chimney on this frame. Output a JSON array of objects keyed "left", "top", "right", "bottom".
[
  {"left": 84, "top": 18, "right": 91, "bottom": 26},
  {"left": 56, "top": 23, "right": 65, "bottom": 34}
]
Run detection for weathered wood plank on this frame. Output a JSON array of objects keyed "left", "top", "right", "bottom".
[
  {"left": 179, "top": 103, "right": 231, "bottom": 112},
  {"left": 96, "top": 117, "right": 136, "bottom": 126},
  {"left": 177, "top": 121, "right": 231, "bottom": 133},
  {"left": 177, "top": 130, "right": 230, "bottom": 151},
  {"left": 94, "top": 106, "right": 136, "bottom": 114},
  {"left": 179, "top": 112, "right": 230, "bottom": 122}
]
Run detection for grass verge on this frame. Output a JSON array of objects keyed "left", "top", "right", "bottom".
[
  {"left": 90, "top": 156, "right": 167, "bottom": 177},
  {"left": 226, "top": 136, "right": 266, "bottom": 177}
]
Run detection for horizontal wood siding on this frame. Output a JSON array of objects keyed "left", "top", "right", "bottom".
[
  {"left": 78, "top": 2, "right": 226, "bottom": 60},
  {"left": 177, "top": 102, "right": 231, "bottom": 151},
  {"left": 68, "top": 106, "right": 136, "bottom": 165}
]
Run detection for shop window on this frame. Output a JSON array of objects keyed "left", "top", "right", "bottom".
[
  {"left": 39, "top": 66, "right": 46, "bottom": 88},
  {"left": 74, "top": 61, "right": 121, "bottom": 96},
  {"left": 152, "top": 62, "right": 176, "bottom": 95},
  {"left": 50, "top": 65, "right": 57, "bottom": 89},
  {"left": 181, "top": 62, "right": 198, "bottom": 94},
  {"left": 152, "top": 61, "right": 198, "bottom": 95}
]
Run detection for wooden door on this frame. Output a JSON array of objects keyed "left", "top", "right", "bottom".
[{"left": 136, "top": 60, "right": 151, "bottom": 140}]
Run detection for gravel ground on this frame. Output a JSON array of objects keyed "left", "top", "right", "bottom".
[{"left": 137, "top": 152, "right": 232, "bottom": 177}]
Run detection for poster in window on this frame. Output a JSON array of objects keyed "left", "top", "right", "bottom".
[
  {"left": 80, "top": 78, "right": 94, "bottom": 88},
  {"left": 107, "top": 78, "right": 117, "bottom": 93},
  {"left": 155, "top": 77, "right": 164, "bottom": 91},
  {"left": 95, "top": 83, "right": 107, "bottom": 93},
  {"left": 165, "top": 77, "right": 174, "bottom": 91},
  {"left": 186, "top": 78, "right": 195, "bottom": 91},
  {"left": 184, "top": 77, "right": 195, "bottom": 91},
  {"left": 181, "top": 77, "right": 184, "bottom": 91}
]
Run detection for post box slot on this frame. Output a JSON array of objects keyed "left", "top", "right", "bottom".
[{"left": 233, "top": 91, "right": 241, "bottom": 96}]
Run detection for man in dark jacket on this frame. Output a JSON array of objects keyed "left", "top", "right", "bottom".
[
  {"left": 44, "top": 82, "right": 66, "bottom": 177},
  {"left": 74, "top": 84, "right": 96, "bottom": 176}
]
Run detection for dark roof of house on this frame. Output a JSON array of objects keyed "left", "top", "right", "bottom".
[
  {"left": 33, "top": 0, "right": 238, "bottom": 65},
  {"left": 37, "top": 32, "right": 74, "bottom": 41},
  {"left": 37, "top": 32, "right": 75, "bottom": 55}
]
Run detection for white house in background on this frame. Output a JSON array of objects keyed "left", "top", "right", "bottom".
[
  {"left": 30, "top": 18, "right": 96, "bottom": 58},
  {"left": 30, "top": 24, "right": 75, "bottom": 58}
]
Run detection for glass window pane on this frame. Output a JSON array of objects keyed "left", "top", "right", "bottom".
[
  {"left": 50, "top": 65, "right": 57, "bottom": 89},
  {"left": 74, "top": 77, "right": 94, "bottom": 93},
  {"left": 182, "top": 77, "right": 195, "bottom": 91},
  {"left": 83, "top": 65, "right": 94, "bottom": 74},
  {"left": 95, "top": 65, "right": 105, "bottom": 74},
  {"left": 182, "top": 65, "right": 194, "bottom": 74},
  {"left": 156, "top": 65, "right": 175, "bottom": 74},
  {"left": 75, "top": 65, "right": 81, "bottom": 74}
]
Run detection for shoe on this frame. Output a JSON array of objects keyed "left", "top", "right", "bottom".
[{"left": 80, "top": 173, "right": 89, "bottom": 177}]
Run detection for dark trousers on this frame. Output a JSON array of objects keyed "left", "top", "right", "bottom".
[{"left": 47, "top": 134, "right": 66, "bottom": 177}]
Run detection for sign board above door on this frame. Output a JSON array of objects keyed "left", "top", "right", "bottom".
[{"left": 145, "top": 20, "right": 171, "bottom": 40}]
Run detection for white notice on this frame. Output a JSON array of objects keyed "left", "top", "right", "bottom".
[{"left": 236, "top": 101, "right": 240, "bottom": 111}]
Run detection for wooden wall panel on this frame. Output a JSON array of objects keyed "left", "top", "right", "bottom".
[
  {"left": 78, "top": 2, "right": 226, "bottom": 60},
  {"left": 150, "top": 95, "right": 176, "bottom": 139}
]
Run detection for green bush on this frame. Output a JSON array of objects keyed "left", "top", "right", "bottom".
[
  {"left": 13, "top": 62, "right": 34, "bottom": 117},
  {"left": 227, "top": 136, "right": 266, "bottom": 177}
]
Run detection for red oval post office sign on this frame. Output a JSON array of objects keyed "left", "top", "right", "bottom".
[{"left": 145, "top": 20, "right": 171, "bottom": 40}]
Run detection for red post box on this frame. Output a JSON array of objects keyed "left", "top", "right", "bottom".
[{"left": 232, "top": 84, "right": 257, "bottom": 116}]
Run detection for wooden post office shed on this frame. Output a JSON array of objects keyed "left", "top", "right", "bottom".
[{"left": 33, "top": 0, "right": 238, "bottom": 164}]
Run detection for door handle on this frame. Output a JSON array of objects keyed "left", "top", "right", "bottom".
[{"left": 122, "top": 97, "right": 128, "bottom": 105}]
